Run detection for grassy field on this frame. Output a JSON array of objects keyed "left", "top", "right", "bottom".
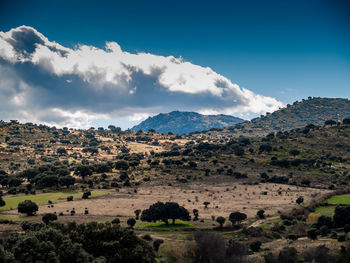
[
  {"left": 315, "top": 206, "right": 335, "bottom": 217},
  {"left": 0, "top": 191, "right": 107, "bottom": 212},
  {"left": 327, "top": 194, "right": 350, "bottom": 205},
  {"left": 136, "top": 221, "right": 193, "bottom": 229},
  {"left": 0, "top": 214, "right": 33, "bottom": 221}
]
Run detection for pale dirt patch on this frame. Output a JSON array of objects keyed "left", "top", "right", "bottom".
[
  {"left": 127, "top": 142, "right": 164, "bottom": 153},
  {"left": 27, "top": 182, "right": 329, "bottom": 220}
]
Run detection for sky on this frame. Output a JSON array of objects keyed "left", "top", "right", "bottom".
[{"left": 0, "top": 0, "right": 349, "bottom": 129}]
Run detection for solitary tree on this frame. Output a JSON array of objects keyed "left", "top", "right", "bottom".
[
  {"left": 141, "top": 202, "right": 190, "bottom": 225},
  {"left": 229, "top": 212, "right": 247, "bottom": 225},
  {"left": 203, "top": 201, "right": 210, "bottom": 209},
  {"left": 18, "top": 200, "right": 38, "bottom": 216},
  {"left": 216, "top": 216, "right": 226, "bottom": 228},
  {"left": 296, "top": 196, "right": 304, "bottom": 206}
]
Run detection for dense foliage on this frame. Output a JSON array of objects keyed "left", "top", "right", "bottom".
[{"left": 0, "top": 222, "right": 155, "bottom": 263}]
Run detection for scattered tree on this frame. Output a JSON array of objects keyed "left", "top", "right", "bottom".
[
  {"left": 229, "top": 212, "right": 247, "bottom": 225},
  {"left": 216, "top": 216, "right": 226, "bottom": 228},
  {"left": 296, "top": 196, "right": 304, "bottom": 205},
  {"left": 18, "top": 200, "right": 38, "bottom": 216},
  {"left": 257, "top": 209, "right": 265, "bottom": 219},
  {"left": 203, "top": 201, "right": 210, "bottom": 209}
]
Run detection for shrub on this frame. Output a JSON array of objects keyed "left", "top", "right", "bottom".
[
  {"left": 257, "top": 209, "right": 265, "bottom": 219},
  {"left": 42, "top": 213, "right": 58, "bottom": 225},
  {"left": 0, "top": 197, "right": 5, "bottom": 207},
  {"left": 2, "top": 222, "right": 155, "bottom": 262},
  {"left": 334, "top": 205, "right": 350, "bottom": 228},
  {"left": 278, "top": 247, "right": 297, "bottom": 263},
  {"left": 250, "top": 240, "right": 262, "bottom": 252},
  {"left": 127, "top": 218, "right": 136, "bottom": 228},
  {"left": 111, "top": 218, "right": 120, "bottom": 224},
  {"left": 82, "top": 191, "right": 91, "bottom": 199},
  {"left": 307, "top": 228, "right": 318, "bottom": 240},
  {"left": 153, "top": 239, "right": 164, "bottom": 252}
]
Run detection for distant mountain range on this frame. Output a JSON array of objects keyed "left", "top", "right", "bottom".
[{"left": 131, "top": 111, "right": 245, "bottom": 134}]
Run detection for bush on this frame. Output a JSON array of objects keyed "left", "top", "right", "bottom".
[
  {"left": 82, "top": 191, "right": 91, "bottom": 199},
  {"left": 127, "top": 218, "right": 136, "bottom": 228},
  {"left": 307, "top": 228, "right": 318, "bottom": 240},
  {"left": 250, "top": 240, "right": 262, "bottom": 252},
  {"left": 334, "top": 205, "right": 350, "bottom": 228},
  {"left": 0, "top": 197, "right": 5, "bottom": 207},
  {"left": 278, "top": 247, "right": 297, "bottom": 263},
  {"left": 338, "top": 235, "right": 346, "bottom": 242},
  {"left": 1, "top": 222, "right": 155, "bottom": 262},
  {"left": 153, "top": 239, "right": 164, "bottom": 252},
  {"left": 42, "top": 213, "right": 58, "bottom": 225},
  {"left": 111, "top": 218, "right": 120, "bottom": 224},
  {"left": 257, "top": 209, "right": 265, "bottom": 219}
]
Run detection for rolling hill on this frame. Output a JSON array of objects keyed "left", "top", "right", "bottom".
[{"left": 216, "top": 97, "right": 350, "bottom": 136}]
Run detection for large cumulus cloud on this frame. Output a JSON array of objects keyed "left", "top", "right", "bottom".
[{"left": 0, "top": 25, "right": 284, "bottom": 128}]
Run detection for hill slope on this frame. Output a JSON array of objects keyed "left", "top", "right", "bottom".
[
  {"left": 131, "top": 111, "right": 244, "bottom": 134},
  {"left": 217, "top": 97, "right": 350, "bottom": 136}
]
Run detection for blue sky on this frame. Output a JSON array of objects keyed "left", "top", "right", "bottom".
[{"left": 0, "top": 0, "right": 349, "bottom": 129}]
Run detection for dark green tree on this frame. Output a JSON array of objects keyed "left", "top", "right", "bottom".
[
  {"left": 18, "top": 200, "right": 38, "bottom": 216},
  {"left": 141, "top": 202, "right": 190, "bottom": 225},
  {"left": 229, "top": 212, "right": 247, "bottom": 225}
]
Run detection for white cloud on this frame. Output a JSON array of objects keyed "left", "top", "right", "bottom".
[{"left": 0, "top": 25, "right": 284, "bottom": 128}]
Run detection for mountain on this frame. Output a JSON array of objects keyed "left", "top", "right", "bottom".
[
  {"left": 131, "top": 111, "right": 245, "bottom": 134},
  {"left": 219, "top": 97, "right": 350, "bottom": 136}
]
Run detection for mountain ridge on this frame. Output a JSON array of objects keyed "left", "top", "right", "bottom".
[{"left": 131, "top": 111, "right": 245, "bottom": 134}]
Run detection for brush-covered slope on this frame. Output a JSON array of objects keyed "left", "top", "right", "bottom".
[
  {"left": 131, "top": 111, "right": 244, "bottom": 134},
  {"left": 221, "top": 97, "right": 350, "bottom": 136}
]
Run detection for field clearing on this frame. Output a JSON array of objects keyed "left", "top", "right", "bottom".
[
  {"left": 31, "top": 181, "right": 330, "bottom": 220},
  {"left": 327, "top": 193, "right": 350, "bottom": 204},
  {"left": 127, "top": 142, "right": 164, "bottom": 153},
  {"left": 0, "top": 191, "right": 107, "bottom": 212},
  {"left": 315, "top": 206, "right": 335, "bottom": 217},
  {"left": 136, "top": 221, "right": 193, "bottom": 229}
]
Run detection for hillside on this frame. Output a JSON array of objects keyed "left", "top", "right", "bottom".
[
  {"left": 213, "top": 97, "right": 350, "bottom": 136},
  {"left": 131, "top": 111, "right": 244, "bottom": 134}
]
